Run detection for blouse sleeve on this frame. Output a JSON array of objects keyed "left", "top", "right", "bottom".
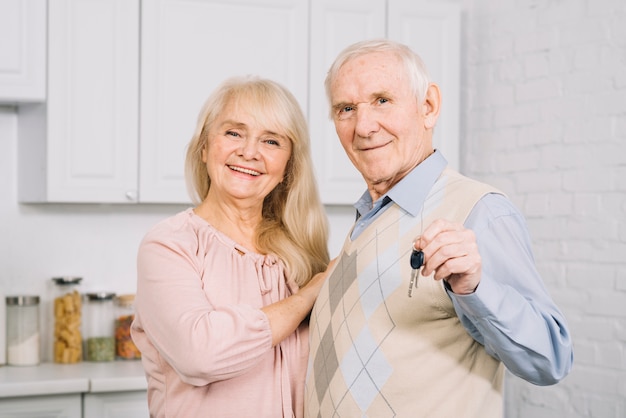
[{"left": 134, "top": 214, "right": 274, "bottom": 386}]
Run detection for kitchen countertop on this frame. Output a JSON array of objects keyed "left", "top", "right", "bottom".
[{"left": 0, "top": 361, "right": 147, "bottom": 398}]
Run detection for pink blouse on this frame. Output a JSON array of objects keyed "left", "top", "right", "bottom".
[{"left": 131, "top": 208, "right": 309, "bottom": 418}]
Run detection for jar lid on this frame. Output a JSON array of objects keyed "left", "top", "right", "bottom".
[
  {"left": 115, "top": 294, "right": 135, "bottom": 307},
  {"left": 6, "top": 295, "right": 40, "bottom": 306},
  {"left": 52, "top": 276, "right": 83, "bottom": 285},
  {"left": 86, "top": 292, "right": 116, "bottom": 301}
]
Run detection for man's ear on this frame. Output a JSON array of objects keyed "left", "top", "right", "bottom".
[{"left": 423, "top": 83, "right": 441, "bottom": 129}]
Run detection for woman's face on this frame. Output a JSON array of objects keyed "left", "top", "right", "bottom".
[{"left": 202, "top": 100, "right": 292, "bottom": 206}]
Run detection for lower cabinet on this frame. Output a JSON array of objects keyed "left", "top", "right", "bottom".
[
  {"left": 0, "top": 392, "right": 148, "bottom": 418},
  {"left": 0, "top": 394, "right": 82, "bottom": 418},
  {"left": 83, "top": 392, "right": 149, "bottom": 418}
]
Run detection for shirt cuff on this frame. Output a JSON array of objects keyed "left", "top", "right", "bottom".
[{"left": 445, "top": 276, "right": 499, "bottom": 320}]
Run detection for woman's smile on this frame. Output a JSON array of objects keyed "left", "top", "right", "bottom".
[{"left": 228, "top": 164, "right": 262, "bottom": 176}]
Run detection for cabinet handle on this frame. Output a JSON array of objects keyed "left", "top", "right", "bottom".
[{"left": 125, "top": 191, "right": 138, "bottom": 201}]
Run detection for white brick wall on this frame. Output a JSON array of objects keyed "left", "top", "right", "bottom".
[{"left": 462, "top": 0, "right": 626, "bottom": 416}]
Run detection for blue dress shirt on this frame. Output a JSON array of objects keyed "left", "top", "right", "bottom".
[{"left": 350, "top": 150, "right": 573, "bottom": 385}]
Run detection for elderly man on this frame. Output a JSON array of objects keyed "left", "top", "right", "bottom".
[{"left": 305, "top": 39, "right": 573, "bottom": 418}]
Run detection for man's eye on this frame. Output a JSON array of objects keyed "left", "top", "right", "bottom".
[
  {"left": 377, "top": 98, "right": 389, "bottom": 105},
  {"left": 341, "top": 105, "right": 355, "bottom": 113},
  {"left": 335, "top": 104, "right": 356, "bottom": 120}
]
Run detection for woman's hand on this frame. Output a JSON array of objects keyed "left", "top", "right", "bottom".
[{"left": 262, "top": 257, "right": 337, "bottom": 346}]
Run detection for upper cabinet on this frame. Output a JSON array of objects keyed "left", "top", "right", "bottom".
[
  {"left": 309, "top": 0, "right": 385, "bottom": 205},
  {"left": 388, "top": 1, "right": 461, "bottom": 179},
  {"left": 18, "top": 0, "right": 140, "bottom": 203},
  {"left": 17, "top": 0, "right": 307, "bottom": 204},
  {"left": 310, "top": 0, "right": 460, "bottom": 204},
  {"left": 14, "top": 0, "right": 459, "bottom": 205},
  {"left": 139, "top": 0, "right": 308, "bottom": 203},
  {"left": 0, "top": 0, "right": 46, "bottom": 103}
]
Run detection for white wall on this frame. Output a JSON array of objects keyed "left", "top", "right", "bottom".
[{"left": 462, "top": 0, "right": 626, "bottom": 416}]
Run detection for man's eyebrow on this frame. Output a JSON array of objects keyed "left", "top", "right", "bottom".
[
  {"left": 370, "top": 90, "right": 392, "bottom": 99},
  {"left": 332, "top": 101, "right": 352, "bottom": 111},
  {"left": 332, "top": 91, "right": 393, "bottom": 109}
]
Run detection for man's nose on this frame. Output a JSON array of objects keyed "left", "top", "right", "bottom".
[{"left": 354, "top": 105, "right": 379, "bottom": 138}]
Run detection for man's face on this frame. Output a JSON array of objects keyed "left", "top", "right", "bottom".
[{"left": 330, "top": 51, "right": 435, "bottom": 200}]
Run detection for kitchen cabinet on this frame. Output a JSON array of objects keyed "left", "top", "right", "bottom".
[
  {"left": 83, "top": 392, "right": 149, "bottom": 418},
  {"left": 0, "top": 392, "right": 149, "bottom": 418},
  {"left": 18, "top": 0, "right": 140, "bottom": 203},
  {"left": 0, "top": 362, "right": 148, "bottom": 418},
  {"left": 0, "top": 0, "right": 46, "bottom": 103},
  {"left": 17, "top": 0, "right": 308, "bottom": 204},
  {"left": 16, "top": 0, "right": 459, "bottom": 205},
  {"left": 388, "top": 1, "right": 461, "bottom": 179},
  {"left": 309, "top": 0, "right": 385, "bottom": 204},
  {"left": 310, "top": 0, "right": 461, "bottom": 204},
  {"left": 139, "top": 0, "right": 308, "bottom": 203},
  {"left": 0, "top": 394, "right": 82, "bottom": 418}
]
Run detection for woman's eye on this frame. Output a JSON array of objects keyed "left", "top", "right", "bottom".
[
  {"left": 225, "top": 130, "right": 240, "bottom": 138},
  {"left": 264, "top": 138, "right": 280, "bottom": 146}
]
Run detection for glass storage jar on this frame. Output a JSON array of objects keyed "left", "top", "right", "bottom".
[
  {"left": 84, "top": 292, "right": 116, "bottom": 362},
  {"left": 0, "top": 291, "right": 5, "bottom": 365},
  {"left": 6, "top": 295, "right": 40, "bottom": 366},
  {"left": 51, "top": 277, "right": 83, "bottom": 363},
  {"left": 114, "top": 294, "right": 141, "bottom": 360}
]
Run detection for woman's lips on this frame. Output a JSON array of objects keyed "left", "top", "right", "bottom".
[{"left": 228, "top": 165, "right": 261, "bottom": 176}]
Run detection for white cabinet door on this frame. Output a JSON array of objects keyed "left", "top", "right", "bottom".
[
  {"left": 0, "top": 394, "right": 81, "bottom": 418},
  {"left": 388, "top": 0, "right": 461, "bottom": 171},
  {"left": 18, "top": 0, "right": 140, "bottom": 203},
  {"left": 0, "top": 0, "right": 46, "bottom": 103},
  {"left": 309, "top": 0, "right": 384, "bottom": 205},
  {"left": 83, "top": 392, "right": 149, "bottom": 418},
  {"left": 139, "top": 0, "right": 309, "bottom": 203},
  {"left": 309, "top": 0, "right": 460, "bottom": 204}
]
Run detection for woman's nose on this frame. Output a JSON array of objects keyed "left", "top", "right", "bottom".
[{"left": 239, "top": 138, "right": 260, "bottom": 159}]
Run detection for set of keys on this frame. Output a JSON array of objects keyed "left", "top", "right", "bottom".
[{"left": 408, "top": 249, "right": 424, "bottom": 297}]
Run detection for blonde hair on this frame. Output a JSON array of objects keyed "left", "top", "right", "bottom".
[{"left": 185, "top": 76, "right": 329, "bottom": 285}]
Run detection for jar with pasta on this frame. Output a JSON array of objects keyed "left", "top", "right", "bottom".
[
  {"left": 51, "top": 277, "right": 83, "bottom": 364},
  {"left": 114, "top": 294, "right": 141, "bottom": 360}
]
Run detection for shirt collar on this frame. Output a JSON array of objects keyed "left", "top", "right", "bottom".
[{"left": 353, "top": 150, "right": 448, "bottom": 218}]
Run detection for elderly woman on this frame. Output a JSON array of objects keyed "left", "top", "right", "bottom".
[{"left": 132, "top": 76, "right": 330, "bottom": 417}]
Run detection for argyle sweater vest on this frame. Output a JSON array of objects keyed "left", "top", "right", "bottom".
[{"left": 305, "top": 168, "right": 505, "bottom": 418}]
